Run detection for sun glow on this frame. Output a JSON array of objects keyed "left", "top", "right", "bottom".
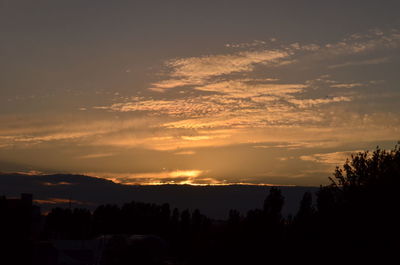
[
  {"left": 82, "top": 170, "right": 293, "bottom": 186},
  {"left": 169, "top": 170, "right": 202, "bottom": 178}
]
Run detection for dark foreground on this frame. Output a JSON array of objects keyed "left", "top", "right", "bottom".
[
  {"left": 1, "top": 147, "right": 399, "bottom": 265},
  {"left": 0, "top": 173, "right": 318, "bottom": 219}
]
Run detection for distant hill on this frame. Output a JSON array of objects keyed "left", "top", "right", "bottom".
[{"left": 0, "top": 173, "right": 318, "bottom": 219}]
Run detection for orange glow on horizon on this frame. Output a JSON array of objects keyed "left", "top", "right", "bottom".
[{"left": 83, "top": 171, "right": 295, "bottom": 186}]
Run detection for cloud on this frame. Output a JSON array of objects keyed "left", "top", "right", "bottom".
[
  {"left": 2, "top": 28, "right": 400, "bottom": 186},
  {"left": 94, "top": 96, "right": 227, "bottom": 117},
  {"left": 300, "top": 150, "right": 363, "bottom": 165},
  {"left": 321, "top": 29, "right": 400, "bottom": 56},
  {"left": 42, "top": 181, "right": 73, "bottom": 186},
  {"left": 225, "top": 40, "right": 267, "bottom": 48},
  {"left": 34, "top": 198, "right": 92, "bottom": 205},
  {"left": 166, "top": 49, "right": 290, "bottom": 81},
  {"left": 174, "top": 150, "right": 196, "bottom": 155},
  {"left": 0, "top": 115, "right": 161, "bottom": 147},
  {"left": 96, "top": 77, "right": 353, "bottom": 134},
  {"left": 194, "top": 81, "right": 306, "bottom": 98},
  {"left": 287, "top": 96, "right": 351, "bottom": 108},
  {"left": 149, "top": 78, "right": 204, "bottom": 92},
  {"left": 88, "top": 169, "right": 212, "bottom": 185},
  {"left": 84, "top": 169, "right": 282, "bottom": 186},
  {"left": 328, "top": 57, "right": 390, "bottom": 69},
  {"left": 330, "top": 83, "right": 363, "bottom": 88},
  {"left": 110, "top": 29, "right": 400, "bottom": 143},
  {"left": 146, "top": 48, "right": 295, "bottom": 93},
  {"left": 181, "top": 135, "right": 212, "bottom": 141},
  {"left": 78, "top": 153, "right": 116, "bottom": 159},
  {"left": 94, "top": 79, "right": 329, "bottom": 133}
]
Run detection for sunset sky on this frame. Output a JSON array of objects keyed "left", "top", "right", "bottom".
[{"left": 1, "top": 0, "right": 399, "bottom": 186}]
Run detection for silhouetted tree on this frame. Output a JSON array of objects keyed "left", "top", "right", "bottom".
[
  {"left": 296, "top": 192, "right": 314, "bottom": 220},
  {"left": 228, "top": 209, "right": 241, "bottom": 226},
  {"left": 312, "top": 145, "right": 400, "bottom": 264},
  {"left": 263, "top": 187, "right": 284, "bottom": 224},
  {"left": 93, "top": 204, "right": 121, "bottom": 235},
  {"left": 191, "top": 209, "right": 202, "bottom": 230},
  {"left": 180, "top": 209, "right": 191, "bottom": 232}
]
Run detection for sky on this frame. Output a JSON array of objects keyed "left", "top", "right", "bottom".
[{"left": 1, "top": 0, "right": 400, "bottom": 186}]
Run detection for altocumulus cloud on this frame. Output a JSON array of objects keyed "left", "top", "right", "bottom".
[{"left": 1, "top": 28, "right": 400, "bottom": 185}]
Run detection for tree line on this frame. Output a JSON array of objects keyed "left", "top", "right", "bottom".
[{"left": 1, "top": 145, "right": 399, "bottom": 264}]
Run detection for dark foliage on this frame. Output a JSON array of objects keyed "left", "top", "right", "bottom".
[{"left": 1, "top": 144, "right": 399, "bottom": 264}]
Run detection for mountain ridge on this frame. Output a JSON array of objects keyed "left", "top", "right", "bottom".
[{"left": 0, "top": 173, "right": 318, "bottom": 219}]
